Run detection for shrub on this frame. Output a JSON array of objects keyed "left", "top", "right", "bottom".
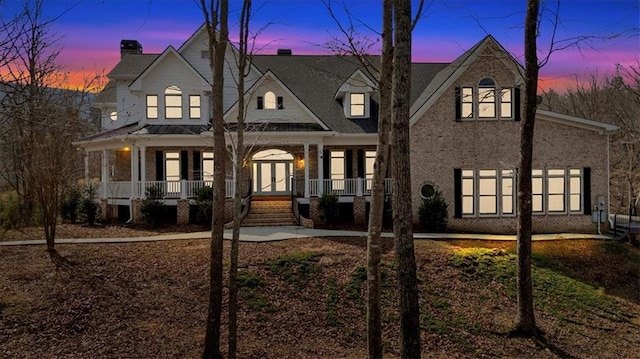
[
  {"left": 193, "top": 186, "right": 213, "bottom": 225},
  {"left": 60, "top": 183, "right": 82, "bottom": 224},
  {"left": 418, "top": 189, "right": 448, "bottom": 232},
  {"left": 78, "top": 183, "right": 100, "bottom": 226},
  {"left": 318, "top": 193, "right": 339, "bottom": 228},
  {"left": 140, "top": 185, "right": 166, "bottom": 226},
  {"left": 0, "top": 191, "right": 21, "bottom": 229}
]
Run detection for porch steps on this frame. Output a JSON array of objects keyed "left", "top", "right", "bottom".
[{"left": 243, "top": 199, "right": 298, "bottom": 227}]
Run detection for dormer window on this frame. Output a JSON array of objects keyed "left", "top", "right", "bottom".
[
  {"left": 165, "top": 85, "right": 182, "bottom": 119},
  {"left": 350, "top": 93, "right": 365, "bottom": 117},
  {"left": 257, "top": 91, "right": 284, "bottom": 110}
]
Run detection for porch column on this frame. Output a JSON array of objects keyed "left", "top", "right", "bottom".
[
  {"left": 317, "top": 144, "right": 323, "bottom": 195},
  {"left": 304, "top": 143, "right": 310, "bottom": 198},
  {"left": 139, "top": 145, "right": 146, "bottom": 198},
  {"left": 101, "top": 149, "right": 109, "bottom": 198},
  {"left": 83, "top": 150, "right": 89, "bottom": 183},
  {"left": 130, "top": 145, "right": 138, "bottom": 198}
]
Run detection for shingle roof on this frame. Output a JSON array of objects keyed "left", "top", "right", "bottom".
[
  {"left": 108, "top": 54, "right": 158, "bottom": 79},
  {"left": 251, "top": 55, "right": 449, "bottom": 133}
]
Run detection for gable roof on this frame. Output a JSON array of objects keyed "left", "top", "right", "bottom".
[
  {"left": 409, "top": 35, "right": 523, "bottom": 125},
  {"left": 536, "top": 109, "right": 618, "bottom": 133},
  {"left": 129, "top": 46, "right": 210, "bottom": 91},
  {"left": 224, "top": 69, "right": 330, "bottom": 130}
]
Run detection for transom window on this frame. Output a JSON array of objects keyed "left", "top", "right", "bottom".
[
  {"left": 165, "top": 85, "right": 182, "bottom": 119},
  {"left": 350, "top": 93, "right": 365, "bottom": 117},
  {"left": 146, "top": 95, "right": 158, "bottom": 119}
]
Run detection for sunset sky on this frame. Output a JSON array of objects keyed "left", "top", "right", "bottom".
[{"left": 1, "top": 0, "right": 638, "bottom": 92}]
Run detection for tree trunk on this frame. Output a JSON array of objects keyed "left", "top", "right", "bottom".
[
  {"left": 366, "top": 1, "right": 392, "bottom": 358},
  {"left": 228, "top": 2, "right": 251, "bottom": 357},
  {"left": 515, "top": 0, "right": 540, "bottom": 336},
  {"left": 202, "top": 1, "right": 229, "bottom": 357},
  {"left": 391, "top": 0, "right": 421, "bottom": 357}
]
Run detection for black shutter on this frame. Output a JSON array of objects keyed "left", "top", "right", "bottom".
[
  {"left": 323, "top": 150, "right": 330, "bottom": 179},
  {"left": 257, "top": 96, "right": 263, "bottom": 109},
  {"left": 277, "top": 96, "right": 284, "bottom": 109},
  {"left": 345, "top": 150, "right": 353, "bottom": 178},
  {"left": 514, "top": 87, "right": 521, "bottom": 121},
  {"left": 180, "top": 150, "right": 188, "bottom": 180},
  {"left": 193, "top": 151, "right": 201, "bottom": 181},
  {"left": 455, "top": 87, "right": 461, "bottom": 121},
  {"left": 454, "top": 168, "right": 462, "bottom": 218},
  {"left": 583, "top": 167, "right": 592, "bottom": 215},
  {"left": 357, "top": 149, "right": 365, "bottom": 178},
  {"left": 155, "top": 151, "right": 164, "bottom": 181}
]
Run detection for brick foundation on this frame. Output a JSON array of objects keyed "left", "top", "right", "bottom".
[
  {"left": 353, "top": 196, "right": 366, "bottom": 229},
  {"left": 310, "top": 197, "right": 320, "bottom": 227},
  {"left": 177, "top": 199, "right": 190, "bottom": 224}
]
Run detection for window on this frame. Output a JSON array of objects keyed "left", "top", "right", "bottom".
[
  {"left": 165, "top": 152, "right": 181, "bottom": 194},
  {"left": 532, "top": 169, "right": 544, "bottom": 213},
  {"left": 478, "top": 170, "right": 498, "bottom": 215},
  {"left": 330, "top": 150, "right": 345, "bottom": 190},
  {"left": 500, "top": 88, "right": 513, "bottom": 118},
  {"left": 569, "top": 169, "right": 582, "bottom": 212},
  {"left": 165, "top": 85, "right": 182, "bottom": 119},
  {"left": 350, "top": 93, "right": 365, "bottom": 117},
  {"left": 461, "top": 87, "right": 474, "bottom": 118},
  {"left": 264, "top": 91, "right": 276, "bottom": 109},
  {"left": 501, "top": 170, "right": 515, "bottom": 215},
  {"left": 146, "top": 95, "right": 158, "bottom": 119},
  {"left": 478, "top": 78, "right": 496, "bottom": 118},
  {"left": 365, "top": 150, "right": 376, "bottom": 179},
  {"left": 189, "top": 95, "right": 201, "bottom": 119},
  {"left": 420, "top": 183, "right": 436, "bottom": 199},
  {"left": 202, "top": 151, "right": 214, "bottom": 183},
  {"left": 462, "top": 170, "right": 475, "bottom": 216},
  {"left": 547, "top": 169, "right": 566, "bottom": 212}
]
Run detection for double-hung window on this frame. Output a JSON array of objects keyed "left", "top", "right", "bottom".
[
  {"left": 478, "top": 170, "right": 498, "bottom": 215},
  {"left": 547, "top": 169, "right": 566, "bottom": 212},
  {"left": 330, "top": 150, "right": 345, "bottom": 190},
  {"left": 146, "top": 95, "right": 158, "bottom": 119},
  {"left": 478, "top": 78, "right": 496, "bottom": 118},
  {"left": 350, "top": 93, "right": 365, "bottom": 117},
  {"left": 202, "top": 151, "right": 214, "bottom": 184},
  {"left": 189, "top": 95, "right": 201, "bottom": 119},
  {"left": 165, "top": 85, "right": 182, "bottom": 119}
]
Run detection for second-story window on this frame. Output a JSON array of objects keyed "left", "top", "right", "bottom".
[
  {"left": 350, "top": 93, "right": 365, "bottom": 117},
  {"left": 478, "top": 78, "right": 496, "bottom": 118},
  {"left": 264, "top": 91, "right": 276, "bottom": 109},
  {"left": 146, "top": 95, "right": 158, "bottom": 119},
  {"left": 165, "top": 85, "right": 182, "bottom": 119},
  {"left": 189, "top": 95, "right": 201, "bottom": 119}
]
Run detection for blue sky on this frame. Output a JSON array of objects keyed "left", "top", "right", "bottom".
[{"left": 1, "top": 0, "right": 638, "bottom": 91}]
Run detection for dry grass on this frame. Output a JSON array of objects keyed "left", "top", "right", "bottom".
[{"left": 1, "top": 225, "right": 639, "bottom": 358}]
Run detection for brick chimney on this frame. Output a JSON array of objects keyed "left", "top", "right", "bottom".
[{"left": 120, "top": 40, "right": 143, "bottom": 59}]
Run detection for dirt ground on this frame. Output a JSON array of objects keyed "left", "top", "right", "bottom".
[{"left": 1, "top": 225, "right": 639, "bottom": 358}]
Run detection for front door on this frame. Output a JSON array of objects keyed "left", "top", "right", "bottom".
[
  {"left": 253, "top": 161, "right": 293, "bottom": 195},
  {"left": 251, "top": 149, "right": 295, "bottom": 195}
]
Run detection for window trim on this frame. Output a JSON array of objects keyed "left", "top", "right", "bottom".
[
  {"left": 146, "top": 95, "right": 158, "bottom": 119},
  {"left": 189, "top": 95, "right": 201, "bottom": 119}
]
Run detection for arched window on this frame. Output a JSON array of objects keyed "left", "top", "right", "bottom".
[
  {"left": 264, "top": 91, "right": 276, "bottom": 109},
  {"left": 478, "top": 78, "right": 496, "bottom": 118},
  {"left": 165, "top": 85, "right": 182, "bottom": 119}
]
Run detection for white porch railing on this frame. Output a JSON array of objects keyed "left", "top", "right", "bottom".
[
  {"left": 99, "top": 180, "right": 236, "bottom": 199},
  {"left": 308, "top": 178, "right": 392, "bottom": 197}
]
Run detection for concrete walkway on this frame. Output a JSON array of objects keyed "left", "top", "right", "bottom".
[{"left": 0, "top": 225, "right": 611, "bottom": 246}]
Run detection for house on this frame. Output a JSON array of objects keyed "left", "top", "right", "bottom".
[{"left": 75, "top": 25, "right": 617, "bottom": 233}]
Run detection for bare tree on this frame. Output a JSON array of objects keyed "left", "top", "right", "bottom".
[
  {"left": 392, "top": 0, "right": 421, "bottom": 356},
  {"left": 227, "top": 1, "right": 252, "bottom": 357},
  {"left": 200, "top": 0, "right": 229, "bottom": 357},
  {"left": 514, "top": 0, "right": 540, "bottom": 336},
  {"left": 0, "top": 0, "right": 95, "bottom": 259}
]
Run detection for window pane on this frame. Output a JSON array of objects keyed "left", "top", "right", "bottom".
[
  {"left": 147, "top": 107, "right": 158, "bottom": 118},
  {"left": 502, "top": 195, "right": 513, "bottom": 214},
  {"left": 166, "top": 107, "right": 182, "bottom": 118},
  {"left": 166, "top": 95, "right": 181, "bottom": 106},
  {"left": 190, "top": 95, "right": 200, "bottom": 106},
  {"left": 548, "top": 169, "right": 565, "bottom": 176},
  {"left": 190, "top": 107, "right": 201, "bottom": 119},
  {"left": 548, "top": 177, "right": 565, "bottom": 194},
  {"left": 533, "top": 195, "right": 543, "bottom": 212},
  {"left": 462, "top": 178, "right": 474, "bottom": 195},
  {"left": 264, "top": 91, "right": 276, "bottom": 109},
  {"left": 532, "top": 177, "right": 543, "bottom": 193},
  {"left": 570, "top": 194, "right": 581, "bottom": 212},
  {"left": 501, "top": 102, "right": 512, "bottom": 118},
  {"left": 365, "top": 150, "right": 376, "bottom": 179},
  {"left": 479, "top": 196, "right": 497, "bottom": 214},
  {"left": 462, "top": 197, "right": 474, "bottom": 215},
  {"left": 147, "top": 95, "right": 157, "bottom": 106},
  {"left": 479, "top": 178, "right": 496, "bottom": 195},
  {"left": 548, "top": 194, "right": 565, "bottom": 212}
]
